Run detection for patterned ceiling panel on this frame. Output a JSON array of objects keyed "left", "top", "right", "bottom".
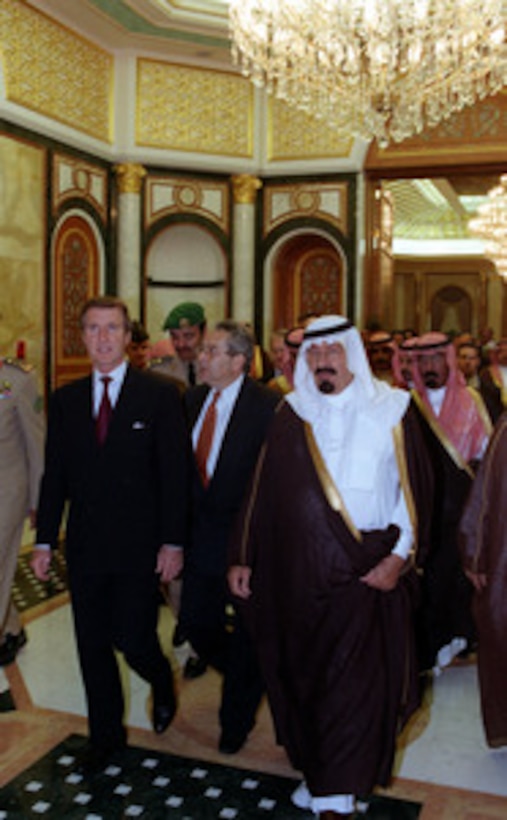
[{"left": 385, "top": 177, "right": 500, "bottom": 241}]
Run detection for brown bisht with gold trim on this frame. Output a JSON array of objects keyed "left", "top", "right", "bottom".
[
  {"left": 460, "top": 412, "right": 507, "bottom": 749},
  {"left": 410, "top": 389, "right": 490, "bottom": 671},
  {"left": 230, "top": 399, "right": 432, "bottom": 798}
]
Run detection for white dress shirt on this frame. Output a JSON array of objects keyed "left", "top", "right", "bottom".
[
  {"left": 192, "top": 375, "right": 244, "bottom": 482},
  {"left": 92, "top": 361, "right": 127, "bottom": 414},
  {"left": 425, "top": 385, "right": 446, "bottom": 417}
]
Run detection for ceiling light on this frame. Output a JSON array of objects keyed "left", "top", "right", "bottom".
[{"left": 229, "top": 0, "right": 507, "bottom": 146}]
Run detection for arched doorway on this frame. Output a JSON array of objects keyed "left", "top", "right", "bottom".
[
  {"left": 271, "top": 234, "right": 344, "bottom": 330},
  {"left": 431, "top": 285, "right": 472, "bottom": 334},
  {"left": 144, "top": 223, "right": 228, "bottom": 346},
  {"left": 364, "top": 95, "right": 507, "bottom": 336},
  {"left": 52, "top": 213, "right": 102, "bottom": 388}
]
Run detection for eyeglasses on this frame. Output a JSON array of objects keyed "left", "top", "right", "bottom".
[{"left": 200, "top": 344, "right": 234, "bottom": 358}]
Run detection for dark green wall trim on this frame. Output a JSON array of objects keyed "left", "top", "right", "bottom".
[
  {"left": 147, "top": 278, "right": 225, "bottom": 288},
  {"left": 255, "top": 172, "right": 358, "bottom": 341},
  {"left": 144, "top": 211, "right": 230, "bottom": 251},
  {"left": 137, "top": 164, "right": 235, "bottom": 320}
]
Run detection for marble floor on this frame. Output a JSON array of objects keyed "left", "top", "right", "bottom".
[{"left": 1, "top": 571, "right": 507, "bottom": 818}]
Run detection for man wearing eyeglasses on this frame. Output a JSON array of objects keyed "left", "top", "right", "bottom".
[{"left": 180, "top": 319, "right": 280, "bottom": 755}]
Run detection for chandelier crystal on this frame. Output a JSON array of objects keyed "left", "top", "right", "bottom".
[
  {"left": 469, "top": 175, "right": 507, "bottom": 279},
  {"left": 228, "top": 0, "right": 507, "bottom": 146}
]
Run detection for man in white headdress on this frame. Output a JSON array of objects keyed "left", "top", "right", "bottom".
[{"left": 228, "top": 315, "right": 432, "bottom": 819}]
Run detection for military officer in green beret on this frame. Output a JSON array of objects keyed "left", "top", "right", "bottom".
[
  {"left": 0, "top": 356, "right": 44, "bottom": 665},
  {"left": 152, "top": 302, "right": 208, "bottom": 677},
  {"left": 152, "top": 302, "right": 207, "bottom": 387}
]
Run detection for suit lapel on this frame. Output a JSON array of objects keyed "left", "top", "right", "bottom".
[
  {"left": 67, "top": 377, "right": 98, "bottom": 464},
  {"left": 110, "top": 364, "right": 134, "bottom": 428},
  {"left": 208, "top": 379, "right": 250, "bottom": 487},
  {"left": 188, "top": 385, "right": 210, "bottom": 431},
  {"left": 80, "top": 376, "right": 96, "bottom": 442}
]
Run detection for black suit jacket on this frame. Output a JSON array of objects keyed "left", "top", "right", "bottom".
[
  {"left": 36, "top": 366, "right": 189, "bottom": 575},
  {"left": 184, "top": 377, "right": 280, "bottom": 577}
]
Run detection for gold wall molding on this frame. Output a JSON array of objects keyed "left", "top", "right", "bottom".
[
  {"left": 366, "top": 91, "right": 507, "bottom": 170},
  {"left": 263, "top": 181, "right": 349, "bottom": 237},
  {"left": 1, "top": 0, "right": 113, "bottom": 144},
  {"left": 0, "top": 134, "right": 45, "bottom": 385},
  {"left": 268, "top": 98, "right": 353, "bottom": 162},
  {"left": 136, "top": 59, "right": 254, "bottom": 158},
  {"left": 53, "top": 155, "right": 108, "bottom": 222},
  {"left": 145, "top": 176, "right": 230, "bottom": 234},
  {"left": 231, "top": 174, "right": 262, "bottom": 204},
  {"left": 115, "top": 163, "right": 147, "bottom": 195}
]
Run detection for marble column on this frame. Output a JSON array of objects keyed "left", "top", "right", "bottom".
[
  {"left": 114, "top": 163, "right": 146, "bottom": 319},
  {"left": 231, "top": 174, "right": 262, "bottom": 322}
]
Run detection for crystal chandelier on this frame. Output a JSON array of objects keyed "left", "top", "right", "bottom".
[
  {"left": 469, "top": 175, "right": 507, "bottom": 279},
  {"left": 228, "top": 0, "right": 507, "bottom": 146}
]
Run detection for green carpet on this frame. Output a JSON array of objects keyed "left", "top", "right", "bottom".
[
  {"left": 12, "top": 550, "right": 67, "bottom": 613},
  {"left": 0, "top": 735, "right": 422, "bottom": 818}
]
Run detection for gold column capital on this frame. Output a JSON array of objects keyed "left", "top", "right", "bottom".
[
  {"left": 114, "top": 163, "right": 147, "bottom": 194},
  {"left": 231, "top": 174, "right": 262, "bottom": 205}
]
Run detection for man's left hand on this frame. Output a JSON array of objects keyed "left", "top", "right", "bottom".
[
  {"left": 31, "top": 548, "right": 52, "bottom": 582},
  {"left": 157, "top": 546, "right": 183, "bottom": 583},
  {"left": 464, "top": 568, "right": 487, "bottom": 593},
  {"left": 360, "top": 553, "right": 405, "bottom": 591},
  {"left": 228, "top": 565, "right": 252, "bottom": 599}
]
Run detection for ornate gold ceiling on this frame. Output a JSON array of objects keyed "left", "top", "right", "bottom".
[
  {"left": 385, "top": 177, "right": 499, "bottom": 241},
  {"left": 28, "top": 0, "right": 232, "bottom": 63},
  {"left": 25, "top": 1, "right": 504, "bottom": 247}
]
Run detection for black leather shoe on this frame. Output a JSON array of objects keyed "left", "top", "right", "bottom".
[
  {"left": 152, "top": 696, "right": 176, "bottom": 734},
  {"left": 183, "top": 655, "right": 207, "bottom": 680},
  {"left": 76, "top": 742, "right": 126, "bottom": 776},
  {"left": 0, "top": 629, "right": 27, "bottom": 667},
  {"left": 218, "top": 730, "right": 248, "bottom": 755}
]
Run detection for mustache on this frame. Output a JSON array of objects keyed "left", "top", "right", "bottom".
[
  {"left": 423, "top": 371, "right": 438, "bottom": 379},
  {"left": 315, "top": 367, "right": 337, "bottom": 376}
]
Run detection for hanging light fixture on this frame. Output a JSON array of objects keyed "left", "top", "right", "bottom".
[
  {"left": 228, "top": 0, "right": 507, "bottom": 146},
  {"left": 469, "top": 175, "right": 507, "bottom": 279}
]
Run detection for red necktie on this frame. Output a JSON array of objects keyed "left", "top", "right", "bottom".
[
  {"left": 195, "top": 390, "right": 220, "bottom": 486},
  {"left": 96, "top": 376, "right": 113, "bottom": 446}
]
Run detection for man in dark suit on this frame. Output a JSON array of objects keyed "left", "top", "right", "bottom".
[
  {"left": 456, "top": 341, "right": 503, "bottom": 424},
  {"left": 180, "top": 319, "right": 280, "bottom": 754},
  {"left": 31, "top": 296, "right": 189, "bottom": 772}
]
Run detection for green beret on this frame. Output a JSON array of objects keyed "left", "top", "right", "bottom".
[{"left": 163, "top": 302, "right": 206, "bottom": 331}]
